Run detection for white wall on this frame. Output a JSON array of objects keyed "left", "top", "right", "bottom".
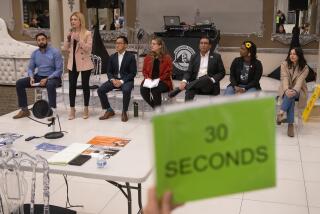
[{"left": 138, "top": 0, "right": 263, "bottom": 34}]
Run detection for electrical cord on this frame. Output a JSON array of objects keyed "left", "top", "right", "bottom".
[{"left": 27, "top": 116, "right": 51, "bottom": 126}]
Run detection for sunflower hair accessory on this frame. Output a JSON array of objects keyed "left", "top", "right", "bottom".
[{"left": 245, "top": 42, "right": 252, "bottom": 49}]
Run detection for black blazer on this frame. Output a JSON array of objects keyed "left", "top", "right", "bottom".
[
  {"left": 229, "top": 57, "right": 263, "bottom": 90},
  {"left": 183, "top": 52, "right": 225, "bottom": 95},
  {"left": 107, "top": 51, "right": 137, "bottom": 83}
]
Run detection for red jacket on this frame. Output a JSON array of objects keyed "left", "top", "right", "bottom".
[{"left": 142, "top": 54, "right": 173, "bottom": 90}]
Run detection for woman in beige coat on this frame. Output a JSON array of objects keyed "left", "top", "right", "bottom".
[
  {"left": 63, "top": 11, "right": 94, "bottom": 120},
  {"left": 277, "top": 47, "right": 309, "bottom": 137}
]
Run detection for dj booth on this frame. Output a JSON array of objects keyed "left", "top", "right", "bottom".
[{"left": 155, "top": 16, "right": 220, "bottom": 80}]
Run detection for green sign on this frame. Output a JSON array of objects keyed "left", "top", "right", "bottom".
[{"left": 152, "top": 96, "right": 276, "bottom": 203}]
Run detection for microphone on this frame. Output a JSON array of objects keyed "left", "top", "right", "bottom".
[{"left": 67, "top": 29, "right": 73, "bottom": 42}]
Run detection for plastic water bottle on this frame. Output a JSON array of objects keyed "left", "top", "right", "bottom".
[
  {"left": 96, "top": 152, "right": 107, "bottom": 168},
  {"left": 133, "top": 102, "right": 139, "bottom": 117}
]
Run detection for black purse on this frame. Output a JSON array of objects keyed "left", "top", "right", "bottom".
[{"left": 306, "top": 65, "right": 317, "bottom": 83}]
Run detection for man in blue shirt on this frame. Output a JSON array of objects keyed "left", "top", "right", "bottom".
[{"left": 13, "top": 33, "right": 63, "bottom": 119}]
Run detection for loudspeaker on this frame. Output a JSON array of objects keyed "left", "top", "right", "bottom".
[
  {"left": 289, "top": 0, "right": 308, "bottom": 10},
  {"left": 106, "top": 0, "right": 120, "bottom": 8},
  {"left": 87, "top": 0, "right": 119, "bottom": 8},
  {"left": 86, "top": 0, "right": 108, "bottom": 8}
]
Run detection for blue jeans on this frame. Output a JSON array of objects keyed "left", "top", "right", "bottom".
[
  {"left": 16, "top": 75, "right": 61, "bottom": 109},
  {"left": 224, "top": 85, "right": 257, "bottom": 96},
  {"left": 281, "top": 93, "right": 299, "bottom": 124}
]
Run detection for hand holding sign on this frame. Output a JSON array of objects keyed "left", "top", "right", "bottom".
[
  {"left": 143, "top": 187, "right": 183, "bottom": 214},
  {"left": 152, "top": 95, "right": 276, "bottom": 203}
]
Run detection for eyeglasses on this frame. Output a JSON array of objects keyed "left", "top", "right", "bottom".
[{"left": 200, "top": 42, "right": 209, "bottom": 45}]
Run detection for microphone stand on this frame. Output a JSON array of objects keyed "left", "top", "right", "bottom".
[{"left": 45, "top": 115, "right": 64, "bottom": 139}]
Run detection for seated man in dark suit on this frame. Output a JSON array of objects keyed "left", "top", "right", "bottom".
[
  {"left": 170, "top": 36, "right": 225, "bottom": 101},
  {"left": 97, "top": 36, "right": 137, "bottom": 122}
]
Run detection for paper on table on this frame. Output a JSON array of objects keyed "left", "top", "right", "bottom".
[
  {"left": 47, "top": 143, "right": 91, "bottom": 165},
  {"left": 143, "top": 78, "right": 160, "bottom": 88},
  {"left": 35, "top": 143, "right": 67, "bottom": 153}
]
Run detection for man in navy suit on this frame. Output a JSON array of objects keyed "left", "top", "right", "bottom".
[
  {"left": 97, "top": 36, "right": 137, "bottom": 122},
  {"left": 172, "top": 36, "right": 225, "bottom": 101}
]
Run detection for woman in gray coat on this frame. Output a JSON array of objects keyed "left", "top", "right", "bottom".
[{"left": 277, "top": 47, "right": 309, "bottom": 137}]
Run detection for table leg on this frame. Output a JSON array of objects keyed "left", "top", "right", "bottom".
[
  {"left": 137, "top": 183, "right": 142, "bottom": 212},
  {"left": 107, "top": 181, "right": 142, "bottom": 214},
  {"left": 126, "top": 182, "right": 132, "bottom": 214}
]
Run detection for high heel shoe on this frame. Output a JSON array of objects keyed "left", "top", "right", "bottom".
[
  {"left": 83, "top": 106, "right": 89, "bottom": 119},
  {"left": 68, "top": 107, "right": 76, "bottom": 120}
]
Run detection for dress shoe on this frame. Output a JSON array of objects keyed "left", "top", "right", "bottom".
[
  {"left": 276, "top": 112, "right": 286, "bottom": 125},
  {"left": 287, "top": 123, "right": 294, "bottom": 137},
  {"left": 121, "top": 111, "right": 128, "bottom": 122},
  {"left": 168, "top": 87, "right": 182, "bottom": 98},
  {"left": 83, "top": 106, "right": 89, "bottom": 119},
  {"left": 99, "top": 111, "right": 115, "bottom": 120},
  {"left": 12, "top": 110, "right": 30, "bottom": 119},
  {"left": 68, "top": 107, "right": 76, "bottom": 120}
]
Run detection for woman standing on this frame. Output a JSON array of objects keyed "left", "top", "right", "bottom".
[
  {"left": 63, "top": 11, "right": 94, "bottom": 120},
  {"left": 140, "top": 37, "right": 173, "bottom": 108},
  {"left": 225, "top": 41, "right": 263, "bottom": 95},
  {"left": 277, "top": 47, "right": 309, "bottom": 137}
]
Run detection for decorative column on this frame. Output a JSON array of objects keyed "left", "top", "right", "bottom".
[
  {"left": 317, "top": 1, "right": 320, "bottom": 83},
  {"left": 49, "top": 0, "right": 62, "bottom": 49},
  {"left": 317, "top": 42, "right": 320, "bottom": 83},
  {"left": 62, "top": 0, "right": 80, "bottom": 41}
]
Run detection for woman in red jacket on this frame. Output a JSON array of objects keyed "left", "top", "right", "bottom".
[{"left": 140, "top": 37, "right": 173, "bottom": 108}]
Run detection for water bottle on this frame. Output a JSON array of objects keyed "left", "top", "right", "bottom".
[
  {"left": 133, "top": 102, "right": 139, "bottom": 117},
  {"left": 96, "top": 152, "right": 107, "bottom": 168}
]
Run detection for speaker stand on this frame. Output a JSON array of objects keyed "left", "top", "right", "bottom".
[{"left": 295, "top": 10, "right": 300, "bottom": 28}]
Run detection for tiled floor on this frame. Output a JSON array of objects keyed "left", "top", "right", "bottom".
[{"left": 1, "top": 100, "right": 320, "bottom": 214}]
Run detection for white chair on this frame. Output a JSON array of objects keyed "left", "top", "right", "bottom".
[
  {"left": 0, "top": 148, "right": 76, "bottom": 214},
  {"left": 0, "top": 18, "right": 37, "bottom": 85}
]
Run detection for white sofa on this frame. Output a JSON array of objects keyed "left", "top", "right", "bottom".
[{"left": 0, "top": 18, "right": 37, "bottom": 85}]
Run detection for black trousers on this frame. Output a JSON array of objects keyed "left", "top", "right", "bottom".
[
  {"left": 97, "top": 80, "right": 134, "bottom": 112},
  {"left": 68, "top": 69, "right": 91, "bottom": 107},
  {"left": 16, "top": 74, "right": 61, "bottom": 108},
  {"left": 185, "top": 76, "right": 216, "bottom": 101},
  {"left": 140, "top": 81, "right": 169, "bottom": 108}
]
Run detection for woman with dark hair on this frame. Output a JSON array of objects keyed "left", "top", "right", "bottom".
[
  {"left": 224, "top": 41, "right": 263, "bottom": 95},
  {"left": 278, "top": 24, "right": 286, "bottom": 34},
  {"left": 277, "top": 47, "right": 309, "bottom": 137},
  {"left": 140, "top": 37, "right": 173, "bottom": 108}
]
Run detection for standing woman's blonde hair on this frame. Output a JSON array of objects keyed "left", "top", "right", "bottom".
[{"left": 70, "top": 11, "right": 87, "bottom": 40}]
